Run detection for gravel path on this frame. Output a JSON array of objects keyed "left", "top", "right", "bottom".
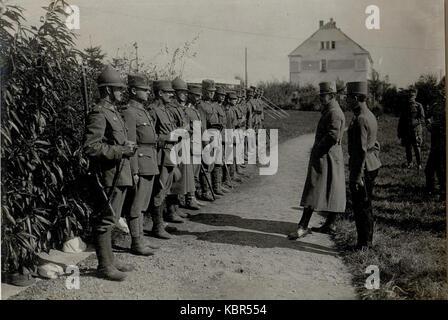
[{"left": 11, "top": 133, "right": 356, "bottom": 300}]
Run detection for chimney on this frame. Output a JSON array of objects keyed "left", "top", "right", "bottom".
[{"left": 319, "top": 20, "right": 324, "bottom": 28}]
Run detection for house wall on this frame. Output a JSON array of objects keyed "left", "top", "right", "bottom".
[{"left": 289, "top": 28, "right": 372, "bottom": 87}]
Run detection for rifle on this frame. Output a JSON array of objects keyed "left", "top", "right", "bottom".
[
  {"left": 261, "top": 96, "right": 289, "bottom": 117},
  {"left": 200, "top": 164, "right": 216, "bottom": 200}
]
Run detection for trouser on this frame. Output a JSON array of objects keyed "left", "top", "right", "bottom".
[
  {"left": 122, "top": 176, "right": 155, "bottom": 238},
  {"left": 350, "top": 169, "right": 378, "bottom": 247},
  {"left": 93, "top": 186, "right": 128, "bottom": 233},
  {"left": 405, "top": 142, "right": 421, "bottom": 165},
  {"left": 152, "top": 166, "right": 175, "bottom": 207},
  {"left": 425, "top": 147, "right": 446, "bottom": 192}
]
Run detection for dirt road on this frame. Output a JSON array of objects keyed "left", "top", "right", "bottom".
[{"left": 12, "top": 133, "right": 356, "bottom": 300}]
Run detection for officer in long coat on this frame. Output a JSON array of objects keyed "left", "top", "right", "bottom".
[
  {"left": 346, "top": 81, "right": 381, "bottom": 249},
  {"left": 288, "top": 82, "right": 346, "bottom": 240},
  {"left": 397, "top": 87, "right": 425, "bottom": 169},
  {"left": 84, "top": 65, "right": 136, "bottom": 281},
  {"left": 167, "top": 77, "right": 197, "bottom": 215},
  {"left": 121, "top": 74, "right": 159, "bottom": 256},
  {"left": 147, "top": 80, "right": 180, "bottom": 239}
]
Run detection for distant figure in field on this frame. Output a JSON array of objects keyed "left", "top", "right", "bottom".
[
  {"left": 397, "top": 87, "right": 425, "bottom": 170},
  {"left": 288, "top": 82, "right": 346, "bottom": 240}
]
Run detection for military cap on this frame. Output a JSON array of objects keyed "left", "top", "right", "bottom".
[
  {"left": 318, "top": 82, "right": 336, "bottom": 95},
  {"left": 215, "top": 86, "right": 226, "bottom": 95},
  {"left": 128, "top": 74, "right": 150, "bottom": 90},
  {"left": 172, "top": 77, "right": 188, "bottom": 91},
  {"left": 346, "top": 81, "right": 368, "bottom": 95},
  {"left": 153, "top": 80, "right": 175, "bottom": 92},
  {"left": 336, "top": 82, "right": 346, "bottom": 93},
  {"left": 226, "top": 91, "right": 237, "bottom": 99},
  {"left": 202, "top": 79, "right": 216, "bottom": 91},
  {"left": 97, "top": 65, "right": 126, "bottom": 88},
  {"left": 188, "top": 84, "right": 202, "bottom": 96},
  {"left": 246, "top": 87, "right": 254, "bottom": 93}
]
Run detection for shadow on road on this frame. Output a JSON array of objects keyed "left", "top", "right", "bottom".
[
  {"left": 188, "top": 213, "right": 299, "bottom": 236},
  {"left": 173, "top": 229, "right": 338, "bottom": 257}
]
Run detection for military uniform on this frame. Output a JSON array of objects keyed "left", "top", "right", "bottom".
[
  {"left": 211, "top": 86, "right": 228, "bottom": 195},
  {"left": 197, "top": 79, "right": 220, "bottom": 201},
  {"left": 346, "top": 81, "right": 381, "bottom": 248},
  {"left": 147, "top": 80, "right": 178, "bottom": 238},
  {"left": 84, "top": 65, "right": 134, "bottom": 281},
  {"left": 121, "top": 74, "right": 159, "bottom": 256},
  {"left": 424, "top": 96, "right": 446, "bottom": 195},
  {"left": 397, "top": 94, "right": 425, "bottom": 167}
]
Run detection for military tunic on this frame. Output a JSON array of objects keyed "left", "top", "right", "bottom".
[
  {"left": 121, "top": 99, "right": 159, "bottom": 237},
  {"left": 300, "top": 99, "right": 346, "bottom": 213},
  {"left": 84, "top": 99, "right": 132, "bottom": 232},
  {"left": 148, "top": 99, "right": 178, "bottom": 207}
]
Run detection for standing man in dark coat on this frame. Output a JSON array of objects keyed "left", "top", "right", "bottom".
[
  {"left": 288, "top": 82, "right": 346, "bottom": 240},
  {"left": 84, "top": 65, "right": 136, "bottom": 281},
  {"left": 346, "top": 81, "right": 382, "bottom": 249},
  {"left": 121, "top": 74, "right": 159, "bottom": 256},
  {"left": 424, "top": 84, "right": 446, "bottom": 199},
  {"left": 397, "top": 87, "right": 425, "bottom": 169}
]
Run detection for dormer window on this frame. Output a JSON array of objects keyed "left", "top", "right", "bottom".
[
  {"left": 331, "top": 41, "right": 335, "bottom": 49},
  {"left": 321, "top": 42, "right": 324, "bottom": 49}
]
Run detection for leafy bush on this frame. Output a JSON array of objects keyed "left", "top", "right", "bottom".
[{"left": 1, "top": 1, "right": 92, "bottom": 272}]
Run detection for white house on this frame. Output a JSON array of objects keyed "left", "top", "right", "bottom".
[{"left": 288, "top": 18, "right": 373, "bottom": 87}]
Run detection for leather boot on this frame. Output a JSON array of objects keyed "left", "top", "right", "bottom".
[
  {"left": 105, "top": 231, "right": 135, "bottom": 272},
  {"left": 95, "top": 230, "right": 127, "bottom": 281},
  {"left": 131, "top": 236, "right": 155, "bottom": 256},
  {"left": 311, "top": 214, "right": 336, "bottom": 234},
  {"left": 139, "top": 215, "right": 160, "bottom": 249},
  {"left": 176, "top": 204, "right": 189, "bottom": 218},
  {"left": 185, "top": 193, "right": 200, "bottom": 210},
  {"left": 212, "top": 167, "right": 225, "bottom": 196},
  {"left": 164, "top": 196, "right": 185, "bottom": 223},
  {"left": 151, "top": 206, "right": 173, "bottom": 239}
]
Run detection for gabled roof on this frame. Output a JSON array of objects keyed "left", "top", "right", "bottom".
[{"left": 288, "top": 19, "right": 373, "bottom": 64}]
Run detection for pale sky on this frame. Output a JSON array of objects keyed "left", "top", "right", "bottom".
[{"left": 14, "top": 0, "right": 446, "bottom": 87}]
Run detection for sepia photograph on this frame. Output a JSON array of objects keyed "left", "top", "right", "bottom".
[{"left": 0, "top": 0, "right": 446, "bottom": 306}]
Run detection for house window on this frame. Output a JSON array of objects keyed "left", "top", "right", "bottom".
[
  {"left": 331, "top": 41, "right": 335, "bottom": 49},
  {"left": 321, "top": 41, "right": 324, "bottom": 50},
  {"left": 325, "top": 41, "right": 330, "bottom": 49},
  {"left": 290, "top": 61, "right": 300, "bottom": 73},
  {"left": 321, "top": 59, "right": 327, "bottom": 72}
]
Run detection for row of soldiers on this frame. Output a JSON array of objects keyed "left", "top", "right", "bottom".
[{"left": 83, "top": 65, "right": 267, "bottom": 281}]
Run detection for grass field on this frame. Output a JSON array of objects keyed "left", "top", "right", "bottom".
[{"left": 266, "top": 110, "right": 447, "bottom": 300}]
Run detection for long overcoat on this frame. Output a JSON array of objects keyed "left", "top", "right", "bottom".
[{"left": 300, "top": 100, "right": 346, "bottom": 213}]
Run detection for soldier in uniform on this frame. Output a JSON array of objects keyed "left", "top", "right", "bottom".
[
  {"left": 288, "top": 82, "right": 346, "bottom": 240},
  {"left": 223, "top": 90, "right": 240, "bottom": 187},
  {"left": 212, "top": 86, "right": 230, "bottom": 195},
  {"left": 346, "top": 81, "right": 381, "bottom": 249},
  {"left": 147, "top": 80, "right": 180, "bottom": 239},
  {"left": 397, "top": 87, "right": 425, "bottom": 169},
  {"left": 168, "top": 77, "right": 198, "bottom": 213},
  {"left": 84, "top": 65, "right": 136, "bottom": 281},
  {"left": 424, "top": 85, "right": 446, "bottom": 198},
  {"left": 185, "top": 84, "right": 205, "bottom": 205},
  {"left": 121, "top": 74, "right": 159, "bottom": 256},
  {"left": 197, "top": 79, "right": 221, "bottom": 201}
]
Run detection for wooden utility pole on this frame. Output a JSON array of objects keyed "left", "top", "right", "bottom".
[
  {"left": 134, "top": 42, "right": 139, "bottom": 72},
  {"left": 245, "top": 47, "right": 248, "bottom": 89}
]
